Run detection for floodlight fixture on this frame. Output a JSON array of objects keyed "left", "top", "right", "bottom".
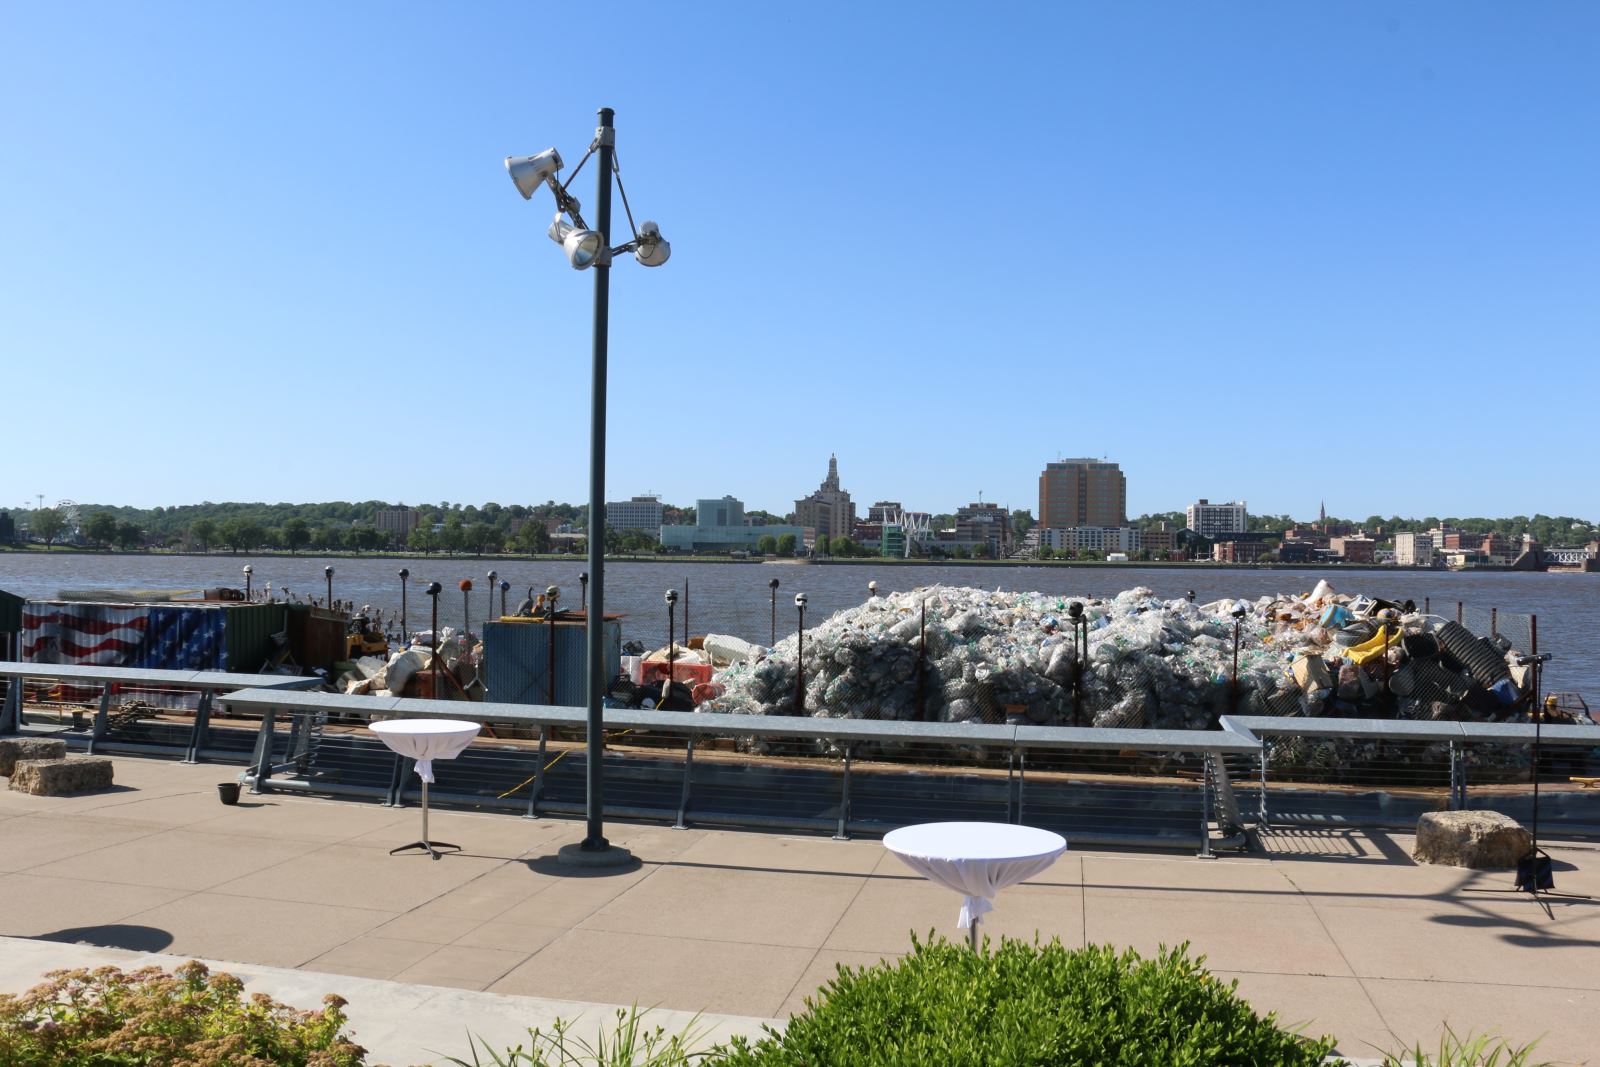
[
  {"left": 631, "top": 220, "right": 670, "bottom": 267},
  {"left": 664, "top": 588, "right": 678, "bottom": 605},
  {"left": 795, "top": 592, "right": 808, "bottom": 608},
  {"left": 1231, "top": 604, "right": 1248, "bottom": 620},
  {"left": 549, "top": 216, "right": 607, "bottom": 269},
  {"left": 505, "top": 149, "right": 564, "bottom": 200}
]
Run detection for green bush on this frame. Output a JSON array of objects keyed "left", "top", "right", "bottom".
[
  {"left": 0, "top": 960, "right": 369, "bottom": 1067},
  {"left": 717, "top": 936, "right": 1337, "bottom": 1066}
]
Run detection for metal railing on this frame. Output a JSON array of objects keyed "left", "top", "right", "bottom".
[
  {"left": 0, "top": 662, "right": 319, "bottom": 763},
  {"left": 220, "top": 689, "right": 1256, "bottom": 855},
  {"left": 1223, "top": 715, "right": 1600, "bottom": 835}
]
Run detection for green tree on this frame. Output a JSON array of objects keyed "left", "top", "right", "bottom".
[
  {"left": 814, "top": 533, "right": 831, "bottom": 556},
  {"left": 218, "top": 518, "right": 264, "bottom": 554},
  {"left": 84, "top": 511, "right": 118, "bottom": 549},
  {"left": 517, "top": 520, "right": 552, "bottom": 555},
  {"left": 439, "top": 517, "right": 465, "bottom": 555},
  {"left": 189, "top": 517, "right": 218, "bottom": 552},
  {"left": 757, "top": 534, "right": 778, "bottom": 556},
  {"left": 315, "top": 525, "right": 344, "bottom": 551},
  {"left": 776, "top": 533, "right": 797, "bottom": 558},
  {"left": 30, "top": 508, "right": 67, "bottom": 549},
  {"left": 832, "top": 536, "right": 860, "bottom": 557},
  {"left": 408, "top": 526, "right": 438, "bottom": 555},
  {"left": 282, "top": 517, "right": 311, "bottom": 554},
  {"left": 466, "top": 522, "right": 501, "bottom": 554},
  {"left": 1011, "top": 509, "right": 1035, "bottom": 539},
  {"left": 114, "top": 521, "right": 144, "bottom": 551}
]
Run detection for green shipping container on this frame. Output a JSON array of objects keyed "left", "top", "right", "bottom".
[{"left": 221, "top": 602, "right": 288, "bottom": 673}]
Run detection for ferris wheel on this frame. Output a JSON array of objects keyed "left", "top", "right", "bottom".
[{"left": 56, "top": 500, "right": 81, "bottom": 529}]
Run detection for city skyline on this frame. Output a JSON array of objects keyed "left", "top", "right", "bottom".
[{"left": 4, "top": 5, "right": 1597, "bottom": 517}]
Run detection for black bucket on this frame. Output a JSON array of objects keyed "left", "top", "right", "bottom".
[{"left": 217, "top": 782, "right": 241, "bottom": 806}]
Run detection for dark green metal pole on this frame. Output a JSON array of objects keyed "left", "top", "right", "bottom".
[{"left": 582, "top": 107, "right": 615, "bottom": 853}]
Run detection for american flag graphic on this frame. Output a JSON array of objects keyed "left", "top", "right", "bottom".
[{"left": 23, "top": 603, "right": 227, "bottom": 671}]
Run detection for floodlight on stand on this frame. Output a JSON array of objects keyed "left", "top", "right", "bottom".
[
  {"left": 549, "top": 216, "right": 607, "bottom": 269},
  {"left": 505, "top": 149, "right": 564, "bottom": 200},
  {"left": 632, "top": 221, "right": 670, "bottom": 267}
]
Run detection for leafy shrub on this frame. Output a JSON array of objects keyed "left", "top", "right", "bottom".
[
  {"left": 717, "top": 935, "right": 1337, "bottom": 1066},
  {"left": 0, "top": 960, "right": 369, "bottom": 1067}
]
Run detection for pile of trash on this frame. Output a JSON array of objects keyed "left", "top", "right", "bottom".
[
  {"left": 331, "top": 627, "right": 483, "bottom": 699},
  {"left": 696, "top": 582, "right": 1583, "bottom": 731}
]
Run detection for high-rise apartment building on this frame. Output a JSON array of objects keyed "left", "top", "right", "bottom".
[
  {"left": 1186, "top": 499, "right": 1248, "bottom": 539},
  {"left": 606, "top": 495, "right": 664, "bottom": 531},
  {"left": 374, "top": 505, "right": 421, "bottom": 544},
  {"left": 1038, "top": 459, "right": 1126, "bottom": 529},
  {"left": 794, "top": 454, "right": 856, "bottom": 542}
]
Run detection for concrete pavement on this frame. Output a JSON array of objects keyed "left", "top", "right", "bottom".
[{"left": 0, "top": 756, "right": 1596, "bottom": 1064}]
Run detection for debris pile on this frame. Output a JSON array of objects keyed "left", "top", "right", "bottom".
[{"left": 696, "top": 583, "right": 1583, "bottom": 731}]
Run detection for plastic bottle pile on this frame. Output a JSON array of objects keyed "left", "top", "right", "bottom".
[{"left": 697, "top": 582, "right": 1566, "bottom": 731}]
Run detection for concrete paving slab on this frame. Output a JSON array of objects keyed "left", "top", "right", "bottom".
[
  {"left": 120, "top": 891, "right": 398, "bottom": 969},
  {"left": 208, "top": 842, "right": 509, "bottom": 912},
  {"left": 0, "top": 872, "right": 189, "bottom": 937},
  {"left": 673, "top": 829, "right": 885, "bottom": 876},
  {"left": 825, "top": 869, "right": 1083, "bottom": 953},
  {"left": 581, "top": 865, "right": 867, "bottom": 949},
  {"left": 1084, "top": 893, "right": 1353, "bottom": 976},
  {"left": 394, "top": 943, "right": 529, "bottom": 991},
  {"left": 1362, "top": 977, "right": 1598, "bottom": 1067},
  {"left": 27, "top": 827, "right": 324, "bottom": 891},
  {"left": 1316, "top": 900, "right": 1600, "bottom": 989},
  {"left": 305, "top": 934, "right": 443, "bottom": 981},
  {"left": 1084, "top": 853, "right": 1300, "bottom": 902},
  {"left": 493, "top": 928, "right": 816, "bottom": 1018},
  {"left": 370, "top": 909, "right": 488, "bottom": 945},
  {"left": 1213, "top": 970, "right": 1396, "bottom": 1057},
  {"left": 452, "top": 919, "right": 566, "bottom": 955},
  {"left": 192, "top": 796, "right": 415, "bottom": 842},
  {"left": 0, "top": 812, "right": 165, "bottom": 871}
]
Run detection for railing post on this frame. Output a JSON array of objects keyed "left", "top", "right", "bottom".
[
  {"left": 1013, "top": 747, "right": 1027, "bottom": 824},
  {"left": 249, "top": 708, "right": 276, "bottom": 794},
  {"left": 526, "top": 724, "right": 549, "bottom": 818},
  {"left": 1258, "top": 739, "right": 1270, "bottom": 828},
  {"left": 1, "top": 676, "right": 21, "bottom": 735},
  {"left": 674, "top": 736, "right": 697, "bottom": 830},
  {"left": 387, "top": 756, "right": 411, "bottom": 807},
  {"left": 1197, "top": 754, "right": 1216, "bottom": 859},
  {"left": 1448, "top": 740, "right": 1461, "bottom": 810},
  {"left": 185, "top": 688, "right": 215, "bottom": 764},
  {"left": 87, "top": 683, "right": 113, "bottom": 755},
  {"left": 834, "top": 743, "right": 853, "bottom": 841}
]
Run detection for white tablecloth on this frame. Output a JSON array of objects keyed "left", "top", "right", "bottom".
[
  {"left": 368, "top": 719, "right": 481, "bottom": 783},
  {"left": 883, "top": 822, "right": 1067, "bottom": 929}
]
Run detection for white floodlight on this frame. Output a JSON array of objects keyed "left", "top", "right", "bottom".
[
  {"left": 548, "top": 216, "right": 606, "bottom": 269},
  {"left": 633, "top": 220, "right": 671, "bottom": 267},
  {"left": 505, "top": 149, "right": 564, "bottom": 200}
]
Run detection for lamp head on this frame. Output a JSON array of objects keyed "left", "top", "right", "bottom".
[
  {"left": 324, "top": 566, "right": 334, "bottom": 578},
  {"left": 868, "top": 581, "right": 878, "bottom": 594},
  {"left": 633, "top": 220, "right": 670, "bottom": 267},
  {"left": 1231, "top": 605, "right": 1248, "bottom": 620},
  {"left": 579, "top": 572, "right": 588, "bottom": 583},
  {"left": 548, "top": 216, "right": 607, "bottom": 269},
  {"left": 487, "top": 569, "right": 497, "bottom": 581},
  {"left": 500, "top": 579, "right": 509, "bottom": 592},
  {"left": 795, "top": 592, "right": 808, "bottom": 608},
  {"left": 505, "top": 149, "right": 563, "bottom": 200},
  {"left": 769, "top": 578, "right": 780, "bottom": 590},
  {"left": 426, "top": 581, "right": 441, "bottom": 596},
  {"left": 242, "top": 565, "right": 252, "bottom": 574},
  {"left": 665, "top": 588, "right": 678, "bottom": 605},
  {"left": 546, "top": 585, "right": 560, "bottom": 603},
  {"left": 399, "top": 568, "right": 409, "bottom": 580},
  {"left": 1068, "top": 601, "right": 1083, "bottom": 620},
  {"left": 460, "top": 579, "right": 472, "bottom": 592}
]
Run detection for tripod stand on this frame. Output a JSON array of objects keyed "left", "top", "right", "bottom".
[{"left": 1472, "top": 654, "right": 1589, "bottom": 918}]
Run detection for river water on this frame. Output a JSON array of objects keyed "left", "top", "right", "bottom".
[{"left": 2, "top": 553, "right": 1596, "bottom": 700}]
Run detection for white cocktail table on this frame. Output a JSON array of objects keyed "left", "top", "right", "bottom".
[
  {"left": 883, "top": 821, "right": 1068, "bottom": 950},
  {"left": 369, "top": 718, "right": 481, "bottom": 859}
]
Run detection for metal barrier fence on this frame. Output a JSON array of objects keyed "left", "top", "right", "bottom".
[
  {"left": 0, "top": 662, "right": 319, "bottom": 763},
  {"left": 219, "top": 689, "right": 1257, "bottom": 855},
  {"left": 1223, "top": 715, "right": 1600, "bottom": 835}
]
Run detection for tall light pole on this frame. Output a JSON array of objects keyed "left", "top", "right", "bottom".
[
  {"left": 795, "top": 592, "right": 808, "bottom": 714},
  {"left": 486, "top": 569, "right": 498, "bottom": 626},
  {"left": 768, "top": 578, "right": 780, "bottom": 646},
  {"left": 242, "top": 565, "right": 252, "bottom": 599},
  {"left": 579, "top": 571, "right": 589, "bottom": 612},
  {"left": 398, "top": 568, "right": 410, "bottom": 637},
  {"left": 324, "top": 566, "right": 334, "bottom": 611},
  {"left": 506, "top": 108, "right": 669, "bottom": 867}
]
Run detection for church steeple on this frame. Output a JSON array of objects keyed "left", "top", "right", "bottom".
[{"left": 823, "top": 454, "right": 840, "bottom": 491}]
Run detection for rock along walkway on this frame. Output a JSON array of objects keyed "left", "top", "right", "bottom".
[{"left": 0, "top": 757, "right": 1596, "bottom": 1065}]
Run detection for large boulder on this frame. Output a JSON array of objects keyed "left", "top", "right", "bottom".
[
  {"left": 0, "top": 738, "right": 69, "bottom": 777},
  {"left": 1413, "top": 810, "right": 1531, "bottom": 869},
  {"left": 9, "top": 757, "right": 115, "bottom": 796}
]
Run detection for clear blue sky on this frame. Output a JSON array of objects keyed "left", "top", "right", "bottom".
[{"left": 3, "top": 3, "right": 1596, "bottom": 522}]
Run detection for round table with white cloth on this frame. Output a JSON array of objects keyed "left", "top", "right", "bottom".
[
  {"left": 367, "top": 718, "right": 481, "bottom": 859},
  {"left": 883, "top": 821, "right": 1068, "bottom": 949},
  {"left": 368, "top": 718, "right": 481, "bottom": 783}
]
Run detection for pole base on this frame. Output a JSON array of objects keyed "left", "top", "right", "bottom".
[
  {"left": 557, "top": 841, "right": 636, "bottom": 869},
  {"left": 390, "top": 840, "right": 462, "bottom": 861}
]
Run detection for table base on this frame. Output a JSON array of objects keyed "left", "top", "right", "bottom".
[{"left": 390, "top": 839, "right": 462, "bottom": 861}]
